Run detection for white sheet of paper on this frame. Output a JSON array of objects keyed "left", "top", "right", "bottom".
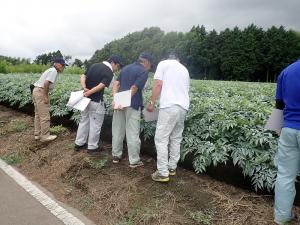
[
  {"left": 66, "top": 90, "right": 91, "bottom": 111},
  {"left": 264, "top": 109, "right": 283, "bottom": 134},
  {"left": 143, "top": 108, "right": 159, "bottom": 122},
  {"left": 114, "top": 90, "right": 131, "bottom": 109}
]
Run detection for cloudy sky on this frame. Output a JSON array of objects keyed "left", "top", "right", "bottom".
[{"left": 1, "top": 0, "right": 299, "bottom": 61}]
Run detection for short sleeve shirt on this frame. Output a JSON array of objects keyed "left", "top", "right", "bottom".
[
  {"left": 34, "top": 67, "right": 59, "bottom": 90},
  {"left": 85, "top": 62, "right": 113, "bottom": 102},
  {"left": 154, "top": 59, "right": 190, "bottom": 110},
  {"left": 117, "top": 62, "right": 148, "bottom": 110},
  {"left": 275, "top": 59, "right": 300, "bottom": 130}
]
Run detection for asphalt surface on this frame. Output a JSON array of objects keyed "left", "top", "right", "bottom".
[{"left": 0, "top": 168, "right": 66, "bottom": 225}]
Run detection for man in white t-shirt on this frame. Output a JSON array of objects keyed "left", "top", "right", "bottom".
[
  {"left": 32, "top": 58, "right": 67, "bottom": 142},
  {"left": 147, "top": 52, "right": 190, "bottom": 182}
]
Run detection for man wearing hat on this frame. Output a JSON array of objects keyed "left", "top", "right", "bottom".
[
  {"left": 147, "top": 52, "right": 190, "bottom": 182},
  {"left": 111, "top": 52, "right": 152, "bottom": 167},
  {"left": 74, "top": 55, "right": 123, "bottom": 154},
  {"left": 32, "top": 58, "right": 68, "bottom": 142}
]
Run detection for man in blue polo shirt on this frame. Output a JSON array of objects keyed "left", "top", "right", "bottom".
[
  {"left": 274, "top": 57, "right": 300, "bottom": 225},
  {"left": 111, "top": 52, "right": 152, "bottom": 167},
  {"left": 74, "top": 55, "right": 123, "bottom": 155}
]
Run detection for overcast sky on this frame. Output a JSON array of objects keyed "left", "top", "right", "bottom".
[{"left": 1, "top": 0, "right": 299, "bottom": 61}]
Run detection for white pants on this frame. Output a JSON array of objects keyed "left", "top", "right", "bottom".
[
  {"left": 155, "top": 105, "right": 187, "bottom": 176},
  {"left": 75, "top": 101, "right": 105, "bottom": 150},
  {"left": 112, "top": 107, "right": 141, "bottom": 164}
]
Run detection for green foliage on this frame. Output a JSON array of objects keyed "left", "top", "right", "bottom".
[
  {"left": 85, "top": 158, "right": 107, "bottom": 170},
  {"left": 182, "top": 80, "right": 277, "bottom": 191},
  {"left": 0, "top": 73, "right": 279, "bottom": 191},
  {"left": 189, "top": 209, "right": 216, "bottom": 225},
  {"left": 89, "top": 25, "right": 300, "bottom": 81},
  {"left": 49, "top": 125, "right": 67, "bottom": 134},
  {"left": 0, "top": 152, "right": 26, "bottom": 165},
  {"left": 34, "top": 50, "right": 63, "bottom": 65},
  {"left": 63, "top": 66, "right": 84, "bottom": 74},
  {"left": 10, "top": 119, "right": 28, "bottom": 132},
  {"left": 116, "top": 204, "right": 155, "bottom": 225}
]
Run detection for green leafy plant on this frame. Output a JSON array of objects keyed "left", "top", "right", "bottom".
[
  {"left": 85, "top": 158, "right": 107, "bottom": 170},
  {"left": 189, "top": 209, "right": 216, "bottom": 225},
  {"left": 10, "top": 119, "right": 28, "bottom": 132},
  {"left": 0, "top": 152, "right": 26, "bottom": 165},
  {"left": 49, "top": 125, "right": 67, "bottom": 134},
  {"left": 0, "top": 74, "right": 279, "bottom": 190}
]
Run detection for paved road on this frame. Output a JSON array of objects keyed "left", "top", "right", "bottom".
[
  {"left": 0, "top": 168, "right": 94, "bottom": 225},
  {"left": 0, "top": 169, "right": 65, "bottom": 225}
]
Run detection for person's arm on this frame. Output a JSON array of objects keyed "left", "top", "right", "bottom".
[
  {"left": 43, "top": 80, "right": 51, "bottom": 104},
  {"left": 275, "top": 73, "right": 285, "bottom": 110},
  {"left": 80, "top": 74, "right": 89, "bottom": 92},
  {"left": 131, "top": 70, "right": 148, "bottom": 96},
  {"left": 83, "top": 83, "right": 106, "bottom": 97},
  {"left": 112, "top": 80, "right": 120, "bottom": 109},
  {"left": 146, "top": 79, "right": 163, "bottom": 112},
  {"left": 130, "top": 85, "right": 138, "bottom": 96}
]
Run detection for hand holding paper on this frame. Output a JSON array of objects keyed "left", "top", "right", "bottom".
[
  {"left": 66, "top": 90, "right": 91, "bottom": 111},
  {"left": 113, "top": 90, "right": 131, "bottom": 109}
]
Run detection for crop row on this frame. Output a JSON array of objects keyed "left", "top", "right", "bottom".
[{"left": 0, "top": 73, "right": 278, "bottom": 191}]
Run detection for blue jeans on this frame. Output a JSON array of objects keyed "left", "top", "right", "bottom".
[{"left": 274, "top": 127, "right": 300, "bottom": 222}]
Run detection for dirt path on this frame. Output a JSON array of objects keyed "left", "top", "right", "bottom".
[{"left": 0, "top": 105, "right": 290, "bottom": 225}]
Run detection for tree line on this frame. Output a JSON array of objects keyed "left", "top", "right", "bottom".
[
  {"left": 88, "top": 25, "right": 300, "bottom": 82},
  {"left": 0, "top": 50, "right": 84, "bottom": 74},
  {"left": 1, "top": 25, "right": 300, "bottom": 81}
]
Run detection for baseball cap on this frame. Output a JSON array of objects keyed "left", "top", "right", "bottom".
[
  {"left": 54, "top": 58, "right": 68, "bottom": 66},
  {"left": 138, "top": 52, "right": 153, "bottom": 65},
  {"left": 109, "top": 55, "right": 124, "bottom": 68}
]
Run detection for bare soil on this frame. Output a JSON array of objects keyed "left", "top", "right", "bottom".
[{"left": 0, "top": 105, "right": 295, "bottom": 225}]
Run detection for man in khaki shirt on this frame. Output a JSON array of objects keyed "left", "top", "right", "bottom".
[{"left": 32, "top": 58, "right": 67, "bottom": 142}]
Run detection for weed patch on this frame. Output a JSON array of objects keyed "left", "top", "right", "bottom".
[
  {"left": 10, "top": 119, "right": 28, "bottom": 132},
  {"left": 49, "top": 125, "right": 67, "bottom": 134},
  {"left": 0, "top": 152, "right": 26, "bottom": 165}
]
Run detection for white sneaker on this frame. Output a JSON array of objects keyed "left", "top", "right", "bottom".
[
  {"left": 34, "top": 136, "right": 40, "bottom": 140},
  {"left": 40, "top": 135, "right": 57, "bottom": 142}
]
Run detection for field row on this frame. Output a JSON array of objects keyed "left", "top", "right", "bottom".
[{"left": 0, "top": 73, "right": 277, "bottom": 190}]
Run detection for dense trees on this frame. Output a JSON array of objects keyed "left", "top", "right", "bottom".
[
  {"left": 89, "top": 25, "right": 300, "bottom": 82},
  {"left": 1, "top": 25, "right": 300, "bottom": 81}
]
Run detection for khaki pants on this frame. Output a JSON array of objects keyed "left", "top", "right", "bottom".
[
  {"left": 32, "top": 87, "right": 50, "bottom": 139},
  {"left": 112, "top": 107, "right": 141, "bottom": 164}
]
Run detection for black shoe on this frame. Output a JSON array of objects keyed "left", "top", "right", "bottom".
[
  {"left": 74, "top": 143, "right": 87, "bottom": 152},
  {"left": 112, "top": 156, "right": 121, "bottom": 163},
  {"left": 87, "top": 146, "right": 103, "bottom": 155}
]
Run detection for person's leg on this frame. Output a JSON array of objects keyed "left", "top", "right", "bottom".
[
  {"left": 154, "top": 107, "right": 177, "bottom": 177},
  {"left": 125, "top": 108, "right": 141, "bottom": 165},
  {"left": 168, "top": 106, "right": 187, "bottom": 171},
  {"left": 112, "top": 109, "right": 126, "bottom": 159},
  {"left": 87, "top": 102, "right": 105, "bottom": 150},
  {"left": 74, "top": 103, "right": 90, "bottom": 146},
  {"left": 35, "top": 88, "right": 50, "bottom": 140},
  {"left": 32, "top": 89, "right": 41, "bottom": 138},
  {"left": 274, "top": 128, "right": 300, "bottom": 223}
]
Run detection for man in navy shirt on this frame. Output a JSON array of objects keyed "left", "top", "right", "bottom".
[
  {"left": 274, "top": 57, "right": 300, "bottom": 225},
  {"left": 74, "top": 55, "right": 123, "bottom": 155},
  {"left": 111, "top": 52, "right": 152, "bottom": 167}
]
